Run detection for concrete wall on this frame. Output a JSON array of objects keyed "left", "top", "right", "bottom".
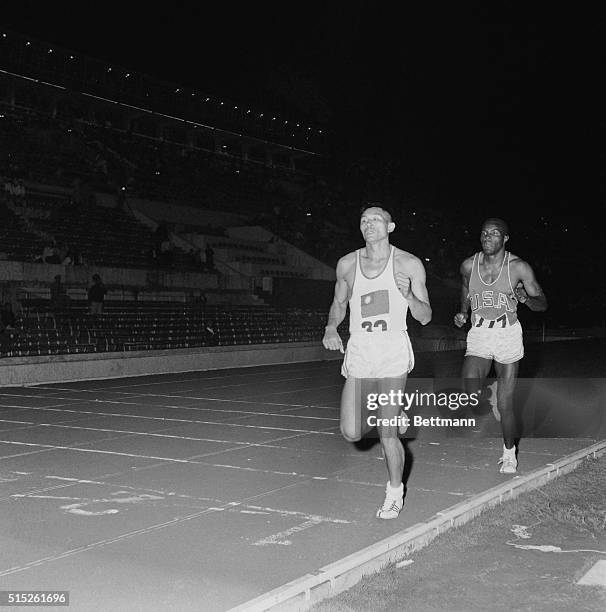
[
  {"left": 1, "top": 328, "right": 584, "bottom": 387},
  {"left": 0, "top": 342, "right": 343, "bottom": 387}
]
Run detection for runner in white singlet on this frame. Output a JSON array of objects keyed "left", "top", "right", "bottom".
[{"left": 323, "top": 205, "right": 432, "bottom": 519}]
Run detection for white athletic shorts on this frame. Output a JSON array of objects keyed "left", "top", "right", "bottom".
[
  {"left": 341, "top": 331, "right": 415, "bottom": 379},
  {"left": 465, "top": 319, "right": 524, "bottom": 364}
]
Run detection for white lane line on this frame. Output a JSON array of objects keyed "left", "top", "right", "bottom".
[
  {"left": 31, "top": 366, "right": 333, "bottom": 393},
  {"left": 239, "top": 384, "right": 342, "bottom": 398},
  {"left": 0, "top": 395, "right": 82, "bottom": 403},
  {"left": 3, "top": 394, "right": 338, "bottom": 411},
  {"left": 113, "top": 393, "right": 336, "bottom": 410},
  {"left": 207, "top": 463, "right": 304, "bottom": 477},
  {"left": 0, "top": 421, "right": 331, "bottom": 471},
  {"left": 0, "top": 440, "right": 337, "bottom": 479},
  {"left": 0, "top": 470, "right": 354, "bottom": 577},
  {"left": 0, "top": 406, "right": 336, "bottom": 434},
  {"left": 0, "top": 421, "right": 345, "bottom": 461},
  {"left": 8, "top": 429, "right": 372, "bottom": 508},
  {"left": 0, "top": 419, "right": 282, "bottom": 445},
  {"left": 0, "top": 506, "right": 229, "bottom": 577},
  {"left": 0, "top": 403, "right": 76, "bottom": 409},
  {"left": 95, "top": 369, "right": 323, "bottom": 390},
  {"left": 117, "top": 402, "right": 339, "bottom": 419},
  {"left": 121, "top": 383, "right": 341, "bottom": 403},
  {"left": 0, "top": 441, "right": 203, "bottom": 464},
  {"left": 74, "top": 403, "right": 339, "bottom": 421},
  {"left": 0, "top": 421, "right": 254, "bottom": 464},
  {"left": 104, "top": 375, "right": 332, "bottom": 394},
  {"left": 97, "top": 397, "right": 339, "bottom": 411},
  {"left": 0, "top": 419, "right": 36, "bottom": 425},
  {"left": 0, "top": 420, "right": 341, "bottom": 485}
]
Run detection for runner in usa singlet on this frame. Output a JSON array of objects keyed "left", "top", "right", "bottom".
[{"left": 468, "top": 251, "right": 518, "bottom": 328}]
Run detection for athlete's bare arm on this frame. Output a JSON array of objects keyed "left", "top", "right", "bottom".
[
  {"left": 323, "top": 253, "right": 355, "bottom": 353},
  {"left": 509, "top": 256, "right": 548, "bottom": 312},
  {"left": 454, "top": 257, "right": 473, "bottom": 327},
  {"left": 394, "top": 251, "right": 432, "bottom": 325}
]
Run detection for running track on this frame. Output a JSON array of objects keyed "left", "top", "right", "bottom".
[{"left": 0, "top": 339, "right": 604, "bottom": 611}]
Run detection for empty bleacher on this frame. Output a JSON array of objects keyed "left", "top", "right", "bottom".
[{"left": 2, "top": 300, "right": 341, "bottom": 358}]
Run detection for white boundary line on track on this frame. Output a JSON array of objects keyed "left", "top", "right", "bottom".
[
  {"left": 28, "top": 364, "right": 332, "bottom": 392},
  {"left": 228, "top": 439, "right": 606, "bottom": 612},
  {"left": 0, "top": 398, "right": 339, "bottom": 419},
  {"left": 0, "top": 442, "right": 372, "bottom": 579},
  {"left": 0, "top": 424, "right": 370, "bottom": 506},
  {"left": 0, "top": 440, "right": 333, "bottom": 475},
  {"left": 0, "top": 406, "right": 338, "bottom": 434}
]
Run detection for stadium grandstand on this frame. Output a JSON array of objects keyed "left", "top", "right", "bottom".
[
  {"left": 0, "top": 29, "right": 339, "bottom": 382},
  {"left": 0, "top": 29, "right": 603, "bottom": 385}
]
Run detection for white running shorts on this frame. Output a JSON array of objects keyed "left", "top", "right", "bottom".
[
  {"left": 341, "top": 331, "right": 415, "bottom": 379},
  {"left": 465, "top": 319, "right": 524, "bottom": 364}
]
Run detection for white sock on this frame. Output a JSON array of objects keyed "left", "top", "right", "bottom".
[
  {"left": 503, "top": 444, "right": 515, "bottom": 455},
  {"left": 387, "top": 482, "right": 404, "bottom": 497}
]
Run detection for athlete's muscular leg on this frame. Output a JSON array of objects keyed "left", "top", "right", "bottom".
[
  {"left": 376, "top": 376, "right": 407, "bottom": 488},
  {"left": 494, "top": 360, "right": 519, "bottom": 449},
  {"left": 340, "top": 377, "right": 373, "bottom": 442},
  {"left": 462, "top": 355, "right": 493, "bottom": 399}
]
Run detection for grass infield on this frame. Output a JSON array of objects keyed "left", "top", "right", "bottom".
[{"left": 312, "top": 454, "right": 606, "bottom": 612}]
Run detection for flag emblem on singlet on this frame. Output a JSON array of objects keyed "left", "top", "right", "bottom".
[{"left": 360, "top": 290, "right": 389, "bottom": 317}]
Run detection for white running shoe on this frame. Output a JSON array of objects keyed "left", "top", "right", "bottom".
[
  {"left": 485, "top": 381, "right": 500, "bottom": 422},
  {"left": 376, "top": 485, "right": 404, "bottom": 519},
  {"left": 498, "top": 453, "right": 517, "bottom": 474}
]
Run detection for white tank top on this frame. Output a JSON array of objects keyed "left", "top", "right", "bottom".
[{"left": 349, "top": 246, "right": 409, "bottom": 335}]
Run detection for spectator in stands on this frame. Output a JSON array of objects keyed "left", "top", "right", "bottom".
[
  {"left": 50, "top": 274, "right": 69, "bottom": 311},
  {"left": 88, "top": 274, "right": 107, "bottom": 315},
  {"left": 205, "top": 244, "right": 215, "bottom": 272}
]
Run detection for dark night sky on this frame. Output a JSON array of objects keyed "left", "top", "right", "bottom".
[{"left": 3, "top": 2, "right": 593, "bottom": 216}]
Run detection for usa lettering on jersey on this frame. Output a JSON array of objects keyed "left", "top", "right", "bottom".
[{"left": 470, "top": 290, "right": 515, "bottom": 313}]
